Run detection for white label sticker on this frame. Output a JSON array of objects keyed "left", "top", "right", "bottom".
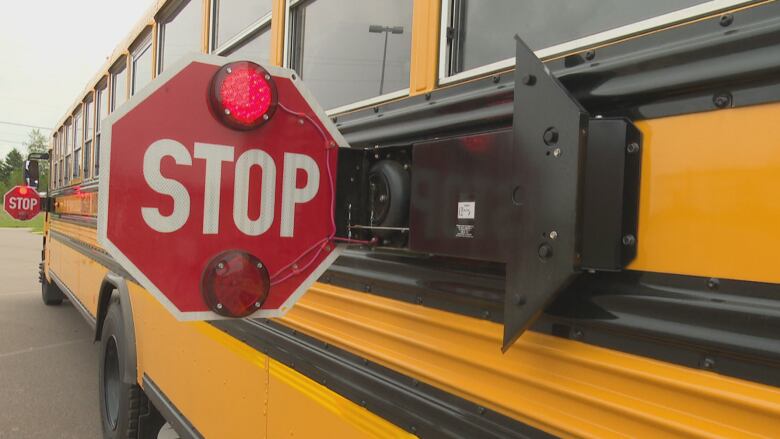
[
  {"left": 456, "top": 224, "right": 474, "bottom": 239},
  {"left": 457, "top": 201, "right": 475, "bottom": 220}
]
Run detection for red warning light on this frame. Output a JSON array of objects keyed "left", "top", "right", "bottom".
[
  {"left": 19, "top": 186, "right": 28, "bottom": 195},
  {"left": 209, "top": 61, "right": 277, "bottom": 130},
  {"left": 200, "top": 250, "right": 270, "bottom": 317}
]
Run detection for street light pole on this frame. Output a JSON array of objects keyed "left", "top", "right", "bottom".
[
  {"left": 369, "top": 25, "right": 404, "bottom": 96},
  {"left": 379, "top": 30, "right": 389, "bottom": 95}
]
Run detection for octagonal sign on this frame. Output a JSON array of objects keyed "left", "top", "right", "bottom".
[
  {"left": 4, "top": 185, "right": 41, "bottom": 221},
  {"left": 98, "top": 54, "right": 345, "bottom": 320}
]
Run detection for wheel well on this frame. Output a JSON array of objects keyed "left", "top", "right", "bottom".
[
  {"left": 95, "top": 273, "right": 138, "bottom": 386},
  {"left": 95, "top": 281, "right": 117, "bottom": 342}
]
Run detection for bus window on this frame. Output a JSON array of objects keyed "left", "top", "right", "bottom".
[
  {"left": 443, "top": 0, "right": 713, "bottom": 78},
  {"left": 213, "top": 0, "right": 272, "bottom": 50},
  {"left": 73, "top": 108, "right": 82, "bottom": 179},
  {"left": 288, "top": 0, "right": 413, "bottom": 111},
  {"left": 63, "top": 120, "right": 71, "bottom": 185},
  {"left": 110, "top": 58, "right": 128, "bottom": 111},
  {"left": 57, "top": 127, "right": 64, "bottom": 187},
  {"left": 83, "top": 95, "right": 93, "bottom": 180},
  {"left": 218, "top": 26, "right": 271, "bottom": 63},
  {"left": 131, "top": 32, "right": 153, "bottom": 95},
  {"left": 95, "top": 81, "right": 108, "bottom": 177},
  {"left": 52, "top": 133, "right": 58, "bottom": 189},
  {"left": 158, "top": 0, "right": 202, "bottom": 73}
]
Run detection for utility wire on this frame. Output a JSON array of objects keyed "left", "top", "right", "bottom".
[
  {"left": 0, "top": 138, "right": 27, "bottom": 145},
  {"left": 0, "top": 120, "right": 52, "bottom": 130}
]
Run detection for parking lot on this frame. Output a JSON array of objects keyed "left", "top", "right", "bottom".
[{"left": 0, "top": 228, "right": 100, "bottom": 438}]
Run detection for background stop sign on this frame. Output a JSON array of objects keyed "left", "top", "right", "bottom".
[
  {"left": 3, "top": 185, "right": 41, "bottom": 221},
  {"left": 98, "top": 55, "right": 346, "bottom": 321}
]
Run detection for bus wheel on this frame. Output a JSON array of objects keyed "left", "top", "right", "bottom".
[
  {"left": 41, "top": 279, "right": 64, "bottom": 306},
  {"left": 99, "top": 297, "right": 161, "bottom": 439}
]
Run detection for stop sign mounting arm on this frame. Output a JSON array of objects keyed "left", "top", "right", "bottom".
[
  {"left": 95, "top": 51, "right": 638, "bottom": 348},
  {"left": 332, "top": 36, "right": 642, "bottom": 351}
]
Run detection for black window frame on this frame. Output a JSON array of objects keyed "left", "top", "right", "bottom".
[
  {"left": 72, "top": 107, "right": 82, "bottom": 179},
  {"left": 110, "top": 56, "right": 128, "bottom": 112},
  {"left": 157, "top": 0, "right": 203, "bottom": 74},
  {"left": 130, "top": 30, "right": 154, "bottom": 96},
  {"left": 440, "top": 0, "right": 754, "bottom": 80},
  {"left": 95, "top": 78, "right": 108, "bottom": 178},
  {"left": 210, "top": 0, "right": 273, "bottom": 53},
  {"left": 83, "top": 94, "right": 94, "bottom": 180}
]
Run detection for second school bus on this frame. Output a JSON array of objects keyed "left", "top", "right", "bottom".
[{"left": 36, "top": 0, "right": 780, "bottom": 437}]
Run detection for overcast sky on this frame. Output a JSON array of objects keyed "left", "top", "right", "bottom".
[{"left": 0, "top": 0, "right": 156, "bottom": 158}]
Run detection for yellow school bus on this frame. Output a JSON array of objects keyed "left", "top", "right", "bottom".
[{"left": 39, "top": 0, "right": 780, "bottom": 437}]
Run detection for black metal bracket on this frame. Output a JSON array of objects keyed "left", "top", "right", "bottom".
[{"left": 503, "top": 36, "right": 642, "bottom": 350}]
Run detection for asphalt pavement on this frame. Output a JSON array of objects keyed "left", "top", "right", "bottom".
[{"left": 0, "top": 228, "right": 101, "bottom": 439}]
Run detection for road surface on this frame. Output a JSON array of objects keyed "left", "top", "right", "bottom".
[{"left": 0, "top": 228, "right": 100, "bottom": 439}]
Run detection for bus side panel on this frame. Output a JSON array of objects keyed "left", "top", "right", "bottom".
[
  {"left": 267, "top": 359, "right": 415, "bottom": 439},
  {"left": 279, "top": 284, "right": 780, "bottom": 438},
  {"left": 46, "top": 228, "right": 61, "bottom": 281},
  {"left": 50, "top": 219, "right": 99, "bottom": 246},
  {"left": 129, "top": 282, "right": 269, "bottom": 438},
  {"left": 47, "top": 239, "right": 82, "bottom": 307},
  {"left": 630, "top": 103, "right": 780, "bottom": 282},
  {"left": 129, "top": 282, "right": 415, "bottom": 438},
  {"left": 48, "top": 221, "right": 102, "bottom": 316},
  {"left": 80, "top": 250, "right": 109, "bottom": 313}
]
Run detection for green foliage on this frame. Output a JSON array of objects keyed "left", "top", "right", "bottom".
[
  {"left": 26, "top": 129, "right": 48, "bottom": 155},
  {"left": 4, "top": 148, "right": 24, "bottom": 170},
  {"left": 0, "top": 149, "right": 24, "bottom": 196},
  {"left": 0, "top": 206, "right": 44, "bottom": 233},
  {"left": 0, "top": 129, "right": 50, "bottom": 195}
]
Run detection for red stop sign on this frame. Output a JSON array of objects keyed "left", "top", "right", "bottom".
[
  {"left": 98, "top": 55, "right": 344, "bottom": 320},
  {"left": 4, "top": 186, "right": 41, "bottom": 221}
]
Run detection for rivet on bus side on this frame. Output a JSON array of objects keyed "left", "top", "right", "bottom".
[{"left": 713, "top": 92, "right": 732, "bottom": 109}]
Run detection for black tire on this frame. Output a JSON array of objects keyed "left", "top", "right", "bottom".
[
  {"left": 41, "top": 279, "right": 64, "bottom": 306},
  {"left": 367, "top": 160, "right": 410, "bottom": 239},
  {"left": 99, "top": 297, "right": 165, "bottom": 439}
]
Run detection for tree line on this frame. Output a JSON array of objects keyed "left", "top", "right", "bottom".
[{"left": 0, "top": 129, "right": 49, "bottom": 198}]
